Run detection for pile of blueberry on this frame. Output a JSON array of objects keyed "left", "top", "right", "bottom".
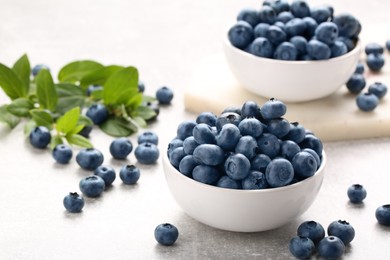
[
  {"left": 228, "top": 0, "right": 361, "bottom": 60},
  {"left": 167, "top": 99, "right": 323, "bottom": 189}
]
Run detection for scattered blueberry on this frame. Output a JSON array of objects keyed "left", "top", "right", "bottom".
[
  {"left": 365, "top": 43, "right": 384, "bottom": 55},
  {"left": 289, "top": 236, "right": 315, "bottom": 259},
  {"left": 29, "top": 126, "right": 51, "bottom": 149},
  {"left": 138, "top": 81, "right": 145, "bottom": 93},
  {"left": 52, "top": 144, "right": 73, "bottom": 164},
  {"left": 317, "top": 236, "right": 345, "bottom": 259},
  {"left": 138, "top": 131, "right": 158, "bottom": 145},
  {"left": 156, "top": 86, "right": 174, "bottom": 104},
  {"left": 347, "top": 184, "right": 367, "bottom": 203},
  {"left": 86, "top": 104, "right": 109, "bottom": 125},
  {"left": 375, "top": 204, "right": 390, "bottom": 226},
  {"left": 135, "top": 142, "right": 160, "bottom": 164},
  {"left": 356, "top": 93, "right": 379, "bottom": 112},
  {"left": 386, "top": 40, "right": 390, "bottom": 51},
  {"left": 327, "top": 220, "right": 355, "bottom": 245},
  {"left": 346, "top": 73, "right": 366, "bottom": 94},
  {"left": 76, "top": 148, "right": 104, "bottom": 171},
  {"left": 109, "top": 137, "right": 133, "bottom": 160},
  {"left": 154, "top": 223, "right": 179, "bottom": 246},
  {"left": 297, "top": 220, "right": 325, "bottom": 244},
  {"left": 32, "top": 64, "right": 50, "bottom": 76},
  {"left": 368, "top": 82, "right": 387, "bottom": 99},
  {"left": 63, "top": 192, "right": 84, "bottom": 213},
  {"left": 78, "top": 125, "right": 93, "bottom": 138},
  {"left": 366, "top": 53, "right": 385, "bottom": 72},
  {"left": 79, "top": 175, "right": 105, "bottom": 197},
  {"left": 354, "top": 62, "right": 365, "bottom": 74},
  {"left": 119, "top": 165, "right": 140, "bottom": 185},
  {"left": 94, "top": 165, "right": 116, "bottom": 186}
]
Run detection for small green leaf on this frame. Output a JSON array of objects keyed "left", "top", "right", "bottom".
[
  {"left": 103, "top": 66, "right": 138, "bottom": 105},
  {"left": 30, "top": 109, "right": 54, "bottom": 129},
  {"left": 6, "top": 98, "right": 34, "bottom": 117},
  {"left": 131, "top": 105, "right": 157, "bottom": 120},
  {"left": 90, "top": 88, "right": 103, "bottom": 101},
  {"left": 80, "top": 65, "right": 124, "bottom": 89},
  {"left": 50, "top": 135, "right": 63, "bottom": 150},
  {"left": 0, "top": 105, "right": 21, "bottom": 128},
  {"left": 66, "top": 134, "right": 93, "bottom": 148},
  {"left": 132, "top": 116, "right": 147, "bottom": 128},
  {"left": 24, "top": 120, "right": 37, "bottom": 136},
  {"left": 78, "top": 115, "right": 93, "bottom": 126},
  {"left": 56, "top": 83, "right": 86, "bottom": 114},
  {"left": 67, "top": 124, "right": 85, "bottom": 136},
  {"left": 126, "top": 92, "right": 143, "bottom": 111},
  {"left": 99, "top": 116, "right": 136, "bottom": 137},
  {"left": 0, "top": 63, "right": 26, "bottom": 100},
  {"left": 36, "top": 69, "right": 58, "bottom": 111},
  {"left": 12, "top": 54, "right": 30, "bottom": 94},
  {"left": 58, "top": 60, "right": 104, "bottom": 83},
  {"left": 56, "top": 107, "right": 80, "bottom": 134},
  {"left": 142, "top": 95, "right": 157, "bottom": 103}
]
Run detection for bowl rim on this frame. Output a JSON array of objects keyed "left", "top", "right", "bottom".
[
  {"left": 224, "top": 35, "right": 362, "bottom": 65},
  {"left": 163, "top": 150, "right": 327, "bottom": 194}
]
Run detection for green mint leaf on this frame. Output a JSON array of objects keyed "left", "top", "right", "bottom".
[
  {"left": 58, "top": 60, "right": 103, "bottom": 83},
  {"left": 78, "top": 115, "right": 93, "bottom": 126},
  {"left": 56, "top": 107, "right": 80, "bottom": 134},
  {"left": 6, "top": 97, "right": 34, "bottom": 117},
  {"left": 67, "top": 124, "right": 85, "bottom": 136},
  {"left": 66, "top": 134, "right": 93, "bottom": 148},
  {"left": 0, "top": 105, "right": 21, "bottom": 128},
  {"left": 24, "top": 120, "right": 37, "bottom": 136},
  {"left": 131, "top": 105, "right": 157, "bottom": 120},
  {"left": 103, "top": 66, "right": 138, "bottom": 105},
  {"left": 50, "top": 135, "right": 63, "bottom": 150},
  {"left": 90, "top": 88, "right": 103, "bottom": 101},
  {"left": 99, "top": 116, "right": 136, "bottom": 137},
  {"left": 36, "top": 69, "right": 58, "bottom": 111},
  {"left": 0, "top": 63, "right": 26, "bottom": 100},
  {"left": 30, "top": 109, "right": 54, "bottom": 129},
  {"left": 132, "top": 116, "right": 147, "bottom": 128},
  {"left": 126, "top": 92, "right": 143, "bottom": 111},
  {"left": 12, "top": 54, "right": 30, "bottom": 95},
  {"left": 55, "top": 83, "right": 85, "bottom": 114},
  {"left": 79, "top": 65, "right": 124, "bottom": 89}
]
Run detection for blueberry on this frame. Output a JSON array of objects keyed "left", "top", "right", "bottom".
[
  {"left": 254, "top": 23, "right": 270, "bottom": 38},
  {"left": 297, "top": 220, "right": 325, "bottom": 244},
  {"left": 386, "top": 39, "right": 390, "bottom": 51},
  {"left": 310, "top": 6, "right": 332, "bottom": 24},
  {"left": 228, "top": 21, "right": 254, "bottom": 50},
  {"left": 346, "top": 73, "right": 366, "bottom": 94},
  {"left": 299, "top": 134, "right": 323, "bottom": 157},
  {"left": 167, "top": 138, "right": 183, "bottom": 159},
  {"left": 176, "top": 120, "right": 197, "bottom": 140},
  {"left": 156, "top": 86, "right": 174, "bottom": 104},
  {"left": 109, "top": 137, "right": 133, "bottom": 160},
  {"left": 289, "top": 236, "right": 315, "bottom": 259},
  {"left": 366, "top": 53, "right": 385, "bottom": 72},
  {"left": 143, "top": 101, "right": 160, "bottom": 121},
  {"left": 79, "top": 175, "right": 105, "bottom": 197},
  {"left": 237, "top": 8, "right": 260, "bottom": 27},
  {"left": 258, "top": 6, "right": 276, "bottom": 24},
  {"left": 285, "top": 18, "right": 306, "bottom": 37},
  {"left": 354, "top": 62, "right": 365, "bottom": 74},
  {"left": 266, "top": 118, "right": 290, "bottom": 138},
  {"left": 216, "top": 175, "right": 241, "bottom": 189},
  {"left": 257, "top": 133, "right": 281, "bottom": 159},
  {"left": 29, "top": 126, "right": 51, "bottom": 149},
  {"left": 63, "top": 192, "right": 84, "bottom": 213},
  {"left": 138, "top": 80, "right": 145, "bottom": 93},
  {"left": 192, "top": 165, "right": 220, "bottom": 185},
  {"left": 52, "top": 144, "right": 72, "bottom": 164},
  {"left": 178, "top": 155, "right": 198, "bottom": 177},
  {"left": 307, "top": 39, "right": 331, "bottom": 60},
  {"left": 356, "top": 93, "right": 379, "bottom": 112},
  {"left": 265, "top": 25, "right": 287, "bottom": 46},
  {"left": 135, "top": 142, "right": 160, "bottom": 164},
  {"left": 242, "top": 171, "right": 268, "bottom": 190},
  {"left": 78, "top": 125, "right": 93, "bottom": 138},
  {"left": 301, "top": 148, "right": 321, "bottom": 168},
  {"left": 154, "top": 223, "right": 179, "bottom": 246},
  {"left": 283, "top": 122, "right": 305, "bottom": 143},
  {"left": 76, "top": 148, "right": 104, "bottom": 171},
  {"left": 192, "top": 123, "right": 216, "bottom": 144},
  {"left": 280, "top": 140, "right": 300, "bottom": 160},
  {"left": 261, "top": 98, "right": 287, "bottom": 120},
  {"left": 337, "top": 36, "right": 355, "bottom": 51},
  {"left": 292, "top": 151, "right": 318, "bottom": 179},
  {"left": 86, "top": 104, "right": 109, "bottom": 125},
  {"left": 169, "top": 147, "right": 186, "bottom": 168},
  {"left": 251, "top": 154, "right": 271, "bottom": 172},
  {"left": 238, "top": 118, "right": 263, "bottom": 138},
  {"left": 196, "top": 112, "right": 217, "bottom": 126},
  {"left": 235, "top": 135, "right": 258, "bottom": 160},
  {"left": 289, "top": 36, "right": 308, "bottom": 56},
  {"left": 273, "top": 21, "right": 285, "bottom": 31},
  {"left": 269, "top": 0, "right": 290, "bottom": 14},
  {"left": 274, "top": 42, "right": 297, "bottom": 60},
  {"left": 182, "top": 136, "right": 198, "bottom": 155},
  {"left": 216, "top": 112, "right": 242, "bottom": 132},
  {"left": 32, "top": 64, "right": 50, "bottom": 76},
  {"left": 347, "top": 184, "right": 367, "bottom": 204},
  {"left": 265, "top": 158, "right": 294, "bottom": 187},
  {"left": 193, "top": 144, "right": 224, "bottom": 166},
  {"left": 119, "top": 165, "right": 140, "bottom": 184},
  {"left": 248, "top": 37, "right": 274, "bottom": 58},
  {"left": 368, "top": 82, "right": 387, "bottom": 99},
  {"left": 224, "top": 153, "right": 251, "bottom": 180},
  {"left": 290, "top": 0, "right": 310, "bottom": 18},
  {"left": 302, "top": 17, "right": 318, "bottom": 38},
  {"left": 333, "top": 14, "right": 361, "bottom": 38},
  {"left": 330, "top": 40, "right": 348, "bottom": 58},
  {"left": 317, "top": 236, "right": 345, "bottom": 259},
  {"left": 94, "top": 165, "right": 116, "bottom": 186},
  {"left": 365, "top": 42, "right": 384, "bottom": 55},
  {"left": 138, "top": 131, "right": 158, "bottom": 145},
  {"left": 375, "top": 204, "right": 390, "bottom": 226},
  {"left": 327, "top": 220, "right": 355, "bottom": 245},
  {"left": 86, "top": 85, "right": 103, "bottom": 97},
  {"left": 276, "top": 11, "right": 294, "bottom": 23}
]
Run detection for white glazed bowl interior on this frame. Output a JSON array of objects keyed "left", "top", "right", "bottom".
[
  {"left": 224, "top": 37, "right": 361, "bottom": 103},
  {"left": 162, "top": 151, "right": 326, "bottom": 232}
]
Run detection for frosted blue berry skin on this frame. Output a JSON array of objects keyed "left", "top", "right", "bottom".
[
  {"left": 267, "top": 118, "right": 290, "bottom": 138},
  {"left": 110, "top": 137, "right": 133, "bottom": 160},
  {"left": 366, "top": 53, "right": 385, "bottom": 72},
  {"left": 310, "top": 6, "right": 332, "bottom": 23},
  {"left": 138, "top": 81, "right": 145, "bottom": 93},
  {"left": 32, "top": 64, "right": 50, "bottom": 76},
  {"left": 52, "top": 144, "right": 72, "bottom": 164},
  {"left": 346, "top": 74, "right": 366, "bottom": 94},
  {"left": 354, "top": 62, "right": 365, "bottom": 74},
  {"left": 237, "top": 8, "right": 260, "bottom": 27},
  {"left": 228, "top": 21, "right": 254, "bottom": 50},
  {"left": 376, "top": 205, "right": 390, "bottom": 226},
  {"left": 119, "top": 165, "right": 140, "bottom": 185},
  {"left": 167, "top": 138, "right": 183, "bottom": 159},
  {"left": 242, "top": 171, "right": 269, "bottom": 190},
  {"left": 317, "top": 236, "right": 345, "bottom": 259},
  {"left": 327, "top": 220, "right": 355, "bottom": 245},
  {"left": 297, "top": 220, "right": 325, "bottom": 244},
  {"left": 176, "top": 120, "right": 197, "bottom": 140},
  {"left": 235, "top": 136, "right": 258, "bottom": 160},
  {"left": 217, "top": 176, "right": 241, "bottom": 189},
  {"left": 277, "top": 11, "right": 294, "bottom": 23},
  {"left": 29, "top": 126, "right": 51, "bottom": 149},
  {"left": 196, "top": 112, "right": 217, "bottom": 126},
  {"left": 261, "top": 98, "right": 287, "bottom": 120},
  {"left": 266, "top": 25, "right": 287, "bottom": 46},
  {"left": 365, "top": 42, "right": 384, "bottom": 55},
  {"left": 86, "top": 85, "right": 103, "bottom": 96},
  {"left": 183, "top": 136, "right": 198, "bottom": 155},
  {"left": 289, "top": 236, "right": 315, "bottom": 259},
  {"left": 356, "top": 93, "right": 379, "bottom": 112},
  {"left": 192, "top": 123, "right": 216, "bottom": 144},
  {"left": 330, "top": 40, "right": 348, "bottom": 58},
  {"left": 179, "top": 155, "right": 198, "bottom": 177},
  {"left": 94, "top": 165, "right": 116, "bottom": 186},
  {"left": 285, "top": 18, "right": 306, "bottom": 37},
  {"left": 156, "top": 86, "right": 174, "bottom": 104},
  {"left": 86, "top": 104, "right": 109, "bottom": 125},
  {"left": 386, "top": 40, "right": 390, "bottom": 51},
  {"left": 257, "top": 133, "right": 281, "bottom": 159},
  {"left": 299, "top": 134, "right": 323, "bottom": 157},
  {"left": 216, "top": 112, "right": 242, "bottom": 132},
  {"left": 368, "top": 82, "right": 387, "bottom": 99},
  {"left": 248, "top": 37, "right": 274, "bottom": 58},
  {"left": 333, "top": 14, "right": 361, "bottom": 38},
  {"left": 192, "top": 165, "right": 220, "bottom": 185},
  {"left": 315, "top": 22, "right": 338, "bottom": 45},
  {"left": 241, "top": 100, "right": 262, "bottom": 119},
  {"left": 268, "top": 0, "right": 290, "bottom": 14},
  {"left": 224, "top": 153, "right": 251, "bottom": 180},
  {"left": 280, "top": 140, "right": 300, "bottom": 160},
  {"left": 135, "top": 142, "right": 160, "bottom": 165},
  {"left": 251, "top": 154, "right": 271, "bottom": 172},
  {"left": 170, "top": 147, "right": 186, "bottom": 169},
  {"left": 154, "top": 223, "right": 179, "bottom": 246},
  {"left": 79, "top": 175, "right": 105, "bottom": 197},
  {"left": 63, "top": 192, "right": 84, "bottom": 213},
  {"left": 301, "top": 148, "right": 321, "bottom": 168},
  {"left": 283, "top": 122, "right": 305, "bottom": 144},
  {"left": 289, "top": 36, "right": 307, "bottom": 57},
  {"left": 292, "top": 151, "right": 318, "bottom": 179},
  {"left": 274, "top": 42, "right": 298, "bottom": 60},
  {"left": 337, "top": 36, "right": 355, "bottom": 51},
  {"left": 216, "top": 124, "right": 241, "bottom": 151},
  {"left": 78, "top": 125, "right": 93, "bottom": 138},
  {"left": 307, "top": 39, "right": 331, "bottom": 60},
  {"left": 347, "top": 184, "right": 367, "bottom": 203},
  {"left": 76, "top": 148, "right": 104, "bottom": 171},
  {"left": 258, "top": 6, "right": 276, "bottom": 24},
  {"left": 302, "top": 17, "right": 318, "bottom": 38},
  {"left": 238, "top": 118, "right": 263, "bottom": 138},
  {"left": 265, "top": 158, "right": 294, "bottom": 188},
  {"left": 290, "top": 0, "right": 310, "bottom": 18},
  {"left": 193, "top": 144, "right": 224, "bottom": 166},
  {"left": 138, "top": 131, "right": 158, "bottom": 145},
  {"left": 254, "top": 23, "right": 270, "bottom": 38}
]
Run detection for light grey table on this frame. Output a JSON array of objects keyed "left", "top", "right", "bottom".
[{"left": 1, "top": 0, "right": 390, "bottom": 259}]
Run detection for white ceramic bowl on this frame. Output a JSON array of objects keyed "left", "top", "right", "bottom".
[
  {"left": 224, "top": 38, "right": 361, "bottom": 102},
  {"left": 162, "top": 151, "right": 326, "bottom": 232}
]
